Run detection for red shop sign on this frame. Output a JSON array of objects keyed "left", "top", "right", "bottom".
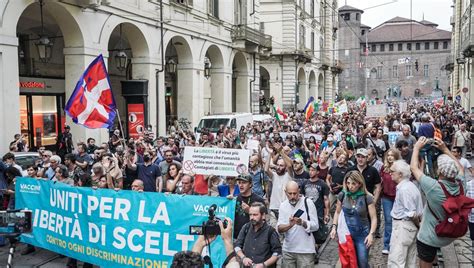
[{"left": 19, "top": 81, "right": 45, "bottom": 89}]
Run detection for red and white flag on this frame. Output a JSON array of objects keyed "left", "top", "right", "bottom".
[{"left": 337, "top": 211, "right": 358, "bottom": 268}]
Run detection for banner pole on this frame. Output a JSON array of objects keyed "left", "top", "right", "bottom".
[{"left": 115, "top": 108, "right": 127, "bottom": 147}]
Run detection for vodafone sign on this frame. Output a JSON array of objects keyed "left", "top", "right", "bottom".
[{"left": 19, "top": 81, "right": 45, "bottom": 89}]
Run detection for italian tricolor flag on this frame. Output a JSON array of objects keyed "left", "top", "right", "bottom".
[
  {"left": 273, "top": 105, "right": 287, "bottom": 122},
  {"left": 338, "top": 211, "right": 358, "bottom": 268}
]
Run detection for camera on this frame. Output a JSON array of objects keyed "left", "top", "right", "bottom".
[
  {"left": 0, "top": 210, "right": 33, "bottom": 236},
  {"left": 189, "top": 204, "right": 228, "bottom": 236}
]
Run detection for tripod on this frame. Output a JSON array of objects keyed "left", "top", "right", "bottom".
[{"left": 3, "top": 234, "right": 20, "bottom": 268}]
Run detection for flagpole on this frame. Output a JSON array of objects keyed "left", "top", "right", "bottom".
[{"left": 115, "top": 108, "right": 127, "bottom": 148}]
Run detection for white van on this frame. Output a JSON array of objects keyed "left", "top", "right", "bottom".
[
  {"left": 195, "top": 113, "right": 253, "bottom": 137},
  {"left": 252, "top": 114, "right": 274, "bottom": 123}
]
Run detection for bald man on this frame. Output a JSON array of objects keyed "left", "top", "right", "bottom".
[
  {"left": 131, "top": 179, "right": 144, "bottom": 192},
  {"left": 277, "top": 181, "right": 319, "bottom": 268}
]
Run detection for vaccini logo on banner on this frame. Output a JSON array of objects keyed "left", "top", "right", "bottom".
[
  {"left": 19, "top": 184, "right": 41, "bottom": 194},
  {"left": 192, "top": 204, "right": 228, "bottom": 217}
]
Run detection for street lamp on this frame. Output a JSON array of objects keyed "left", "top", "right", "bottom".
[
  {"left": 114, "top": 24, "right": 128, "bottom": 72},
  {"left": 35, "top": 0, "right": 53, "bottom": 63},
  {"left": 204, "top": 57, "right": 211, "bottom": 79},
  {"left": 166, "top": 58, "right": 177, "bottom": 75}
]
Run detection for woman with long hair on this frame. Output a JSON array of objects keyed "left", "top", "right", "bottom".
[
  {"left": 330, "top": 170, "right": 377, "bottom": 268},
  {"left": 166, "top": 163, "right": 182, "bottom": 193},
  {"left": 380, "top": 148, "right": 401, "bottom": 254}
]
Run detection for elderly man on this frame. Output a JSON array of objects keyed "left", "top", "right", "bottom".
[
  {"left": 388, "top": 160, "right": 423, "bottom": 267},
  {"left": 277, "top": 181, "right": 318, "bottom": 267},
  {"left": 411, "top": 137, "right": 466, "bottom": 267},
  {"left": 453, "top": 123, "right": 471, "bottom": 157},
  {"left": 131, "top": 179, "right": 144, "bottom": 192}
]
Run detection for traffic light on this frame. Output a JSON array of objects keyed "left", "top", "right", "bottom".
[{"left": 415, "top": 60, "right": 419, "bottom": 72}]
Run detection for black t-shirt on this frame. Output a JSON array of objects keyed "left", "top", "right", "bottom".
[
  {"left": 234, "top": 193, "right": 265, "bottom": 239},
  {"left": 347, "top": 165, "right": 381, "bottom": 194},
  {"left": 302, "top": 179, "right": 329, "bottom": 220},
  {"left": 328, "top": 165, "right": 348, "bottom": 194},
  {"left": 293, "top": 170, "right": 310, "bottom": 193}
]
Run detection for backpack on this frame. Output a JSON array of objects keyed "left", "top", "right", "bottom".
[
  {"left": 303, "top": 197, "right": 329, "bottom": 244},
  {"left": 427, "top": 181, "right": 474, "bottom": 238}
]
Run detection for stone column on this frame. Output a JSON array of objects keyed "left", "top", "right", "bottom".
[
  {"left": 210, "top": 68, "right": 232, "bottom": 113},
  {"left": 176, "top": 63, "right": 202, "bottom": 127},
  {"left": 0, "top": 34, "right": 20, "bottom": 154}
]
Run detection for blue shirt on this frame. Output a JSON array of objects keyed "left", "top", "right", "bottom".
[
  {"left": 417, "top": 123, "right": 434, "bottom": 138},
  {"left": 218, "top": 185, "right": 240, "bottom": 197},
  {"left": 137, "top": 163, "right": 162, "bottom": 192},
  {"left": 249, "top": 168, "right": 268, "bottom": 198}
]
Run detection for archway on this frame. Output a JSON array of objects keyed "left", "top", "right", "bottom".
[
  {"left": 107, "top": 23, "right": 150, "bottom": 136},
  {"left": 15, "top": 1, "right": 84, "bottom": 151},
  {"left": 164, "top": 36, "right": 193, "bottom": 129},
  {"left": 297, "top": 68, "right": 307, "bottom": 109},
  {"left": 203, "top": 45, "right": 225, "bottom": 114},
  {"left": 318, "top": 74, "right": 324, "bottom": 101},
  {"left": 309, "top": 71, "right": 317, "bottom": 100},
  {"left": 259, "top": 66, "right": 270, "bottom": 113},
  {"left": 232, "top": 52, "right": 249, "bottom": 112}
]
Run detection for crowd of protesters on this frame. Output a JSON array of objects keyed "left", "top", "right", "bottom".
[{"left": 2, "top": 99, "right": 474, "bottom": 268}]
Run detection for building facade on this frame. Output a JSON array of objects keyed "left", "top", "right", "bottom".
[
  {"left": 450, "top": 0, "right": 474, "bottom": 112},
  {"left": 260, "top": 0, "right": 340, "bottom": 110},
  {"left": 338, "top": 5, "right": 451, "bottom": 99},
  {"left": 0, "top": 0, "right": 338, "bottom": 154}
]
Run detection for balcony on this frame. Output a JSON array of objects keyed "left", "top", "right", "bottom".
[
  {"left": 231, "top": 25, "right": 272, "bottom": 52},
  {"left": 460, "top": 5, "right": 474, "bottom": 57},
  {"left": 444, "top": 55, "right": 455, "bottom": 72}
]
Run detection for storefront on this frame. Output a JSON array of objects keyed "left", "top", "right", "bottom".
[{"left": 19, "top": 77, "right": 65, "bottom": 151}]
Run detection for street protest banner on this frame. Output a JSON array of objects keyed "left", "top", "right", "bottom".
[
  {"left": 366, "top": 104, "right": 387, "bottom": 118},
  {"left": 182, "top": 147, "right": 250, "bottom": 177},
  {"left": 388, "top": 131, "right": 402, "bottom": 147},
  {"left": 16, "top": 178, "right": 236, "bottom": 268}
]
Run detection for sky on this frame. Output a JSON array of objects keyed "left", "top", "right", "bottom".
[{"left": 339, "top": 0, "right": 453, "bottom": 31}]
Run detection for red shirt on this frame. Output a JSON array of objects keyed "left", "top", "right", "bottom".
[
  {"left": 193, "top": 174, "right": 208, "bottom": 195},
  {"left": 380, "top": 169, "right": 396, "bottom": 200}
]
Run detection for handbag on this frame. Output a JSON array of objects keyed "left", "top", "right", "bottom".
[{"left": 304, "top": 197, "right": 329, "bottom": 244}]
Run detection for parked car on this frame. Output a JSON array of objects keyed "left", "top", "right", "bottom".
[{"left": 13, "top": 152, "right": 40, "bottom": 170}]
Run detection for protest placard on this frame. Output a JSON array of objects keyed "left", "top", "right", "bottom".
[
  {"left": 15, "top": 178, "right": 236, "bottom": 267},
  {"left": 399, "top": 102, "right": 408, "bottom": 112},
  {"left": 182, "top": 146, "right": 250, "bottom": 177},
  {"left": 366, "top": 104, "right": 387, "bottom": 118},
  {"left": 388, "top": 131, "right": 402, "bottom": 147}
]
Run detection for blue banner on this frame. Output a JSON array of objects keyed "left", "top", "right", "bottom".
[{"left": 15, "top": 178, "right": 236, "bottom": 267}]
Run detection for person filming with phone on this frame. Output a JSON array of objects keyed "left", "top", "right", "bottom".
[{"left": 277, "top": 181, "right": 319, "bottom": 267}]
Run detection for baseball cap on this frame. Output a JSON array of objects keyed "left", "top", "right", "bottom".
[
  {"left": 327, "top": 136, "right": 334, "bottom": 142},
  {"left": 356, "top": 148, "right": 368, "bottom": 157},
  {"left": 236, "top": 174, "right": 251, "bottom": 182}
]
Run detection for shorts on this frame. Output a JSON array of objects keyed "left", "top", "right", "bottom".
[{"left": 416, "top": 239, "right": 439, "bottom": 263}]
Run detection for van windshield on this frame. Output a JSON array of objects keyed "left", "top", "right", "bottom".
[{"left": 197, "top": 118, "right": 229, "bottom": 132}]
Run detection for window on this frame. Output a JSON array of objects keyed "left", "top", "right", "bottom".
[
  {"left": 392, "top": 66, "right": 398, "bottom": 78},
  {"left": 398, "top": 43, "right": 403, "bottom": 51},
  {"left": 407, "top": 43, "right": 412, "bottom": 50},
  {"left": 311, "top": 31, "right": 315, "bottom": 55},
  {"left": 299, "top": 25, "right": 306, "bottom": 49},
  {"left": 406, "top": 65, "right": 412, "bottom": 77},
  {"left": 377, "top": 66, "right": 382, "bottom": 79},
  {"left": 174, "top": 0, "right": 193, "bottom": 6},
  {"left": 343, "top": 13, "right": 350, "bottom": 20},
  {"left": 434, "top": 42, "right": 439, "bottom": 49},
  {"left": 208, "top": 0, "right": 218, "bottom": 18},
  {"left": 361, "top": 29, "right": 365, "bottom": 35},
  {"left": 380, "top": 44, "right": 385, "bottom": 52},
  {"left": 416, "top": 43, "right": 420, "bottom": 50},
  {"left": 310, "top": 0, "right": 315, "bottom": 17},
  {"left": 424, "top": 65, "right": 429, "bottom": 77},
  {"left": 443, "top": 41, "right": 448, "bottom": 49},
  {"left": 356, "top": 13, "right": 360, "bottom": 21},
  {"left": 425, "top": 42, "right": 430, "bottom": 50},
  {"left": 320, "top": 37, "right": 324, "bottom": 60},
  {"left": 389, "top": 44, "right": 394, "bottom": 51},
  {"left": 371, "top": 44, "right": 376, "bottom": 52}
]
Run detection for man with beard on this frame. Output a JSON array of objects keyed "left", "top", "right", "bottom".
[
  {"left": 265, "top": 142, "right": 293, "bottom": 220},
  {"left": 396, "top": 125, "right": 417, "bottom": 149},
  {"left": 365, "top": 126, "right": 386, "bottom": 160},
  {"left": 277, "top": 181, "right": 318, "bottom": 267},
  {"left": 326, "top": 153, "right": 349, "bottom": 213},
  {"left": 235, "top": 202, "right": 281, "bottom": 268},
  {"left": 159, "top": 149, "right": 182, "bottom": 175},
  {"left": 233, "top": 175, "right": 265, "bottom": 239},
  {"left": 292, "top": 158, "right": 309, "bottom": 192}
]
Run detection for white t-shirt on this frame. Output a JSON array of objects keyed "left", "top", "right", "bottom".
[
  {"left": 269, "top": 171, "right": 292, "bottom": 210},
  {"left": 277, "top": 198, "right": 319, "bottom": 253}
]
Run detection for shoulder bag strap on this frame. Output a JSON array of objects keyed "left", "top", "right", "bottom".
[
  {"left": 427, "top": 181, "right": 452, "bottom": 221},
  {"left": 303, "top": 197, "right": 311, "bottom": 236}
]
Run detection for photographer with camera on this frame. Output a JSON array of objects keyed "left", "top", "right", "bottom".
[{"left": 173, "top": 217, "right": 238, "bottom": 268}]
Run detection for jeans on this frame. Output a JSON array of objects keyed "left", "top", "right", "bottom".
[
  {"left": 381, "top": 197, "right": 394, "bottom": 251},
  {"left": 343, "top": 206, "right": 370, "bottom": 268},
  {"left": 420, "top": 144, "right": 435, "bottom": 177}
]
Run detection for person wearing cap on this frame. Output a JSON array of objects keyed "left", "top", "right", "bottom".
[
  {"left": 233, "top": 174, "right": 265, "bottom": 239},
  {"left": 411, "top": 137, "right": 465, "bottom": 267}
]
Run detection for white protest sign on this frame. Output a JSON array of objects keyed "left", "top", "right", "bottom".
[
  {"left": 399, "top": 102, "right": 408, "bottom": 112},
  {"left": 366, "top": 104, "right": 387, "bottom": 118},
  {"left": 182, "top": 147, "right": 250, "bottom": 177}
]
